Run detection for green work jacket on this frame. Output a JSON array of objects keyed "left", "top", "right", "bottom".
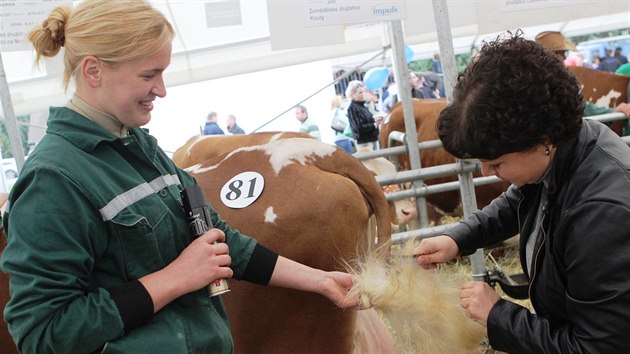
[{"left": 0, "top": 107, "right": 276, "bottom": 354}]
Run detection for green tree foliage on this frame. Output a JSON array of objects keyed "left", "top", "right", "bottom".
[
  {"left": 0, "top": 115, "right": 30, "bottom": 158},
  {"left": 408, "top": 59, "right": 434, "bottom": 73}
]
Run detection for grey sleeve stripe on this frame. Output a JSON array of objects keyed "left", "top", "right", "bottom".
[{"left": 100, "top": 174, "right": 181, "bottom": 221}]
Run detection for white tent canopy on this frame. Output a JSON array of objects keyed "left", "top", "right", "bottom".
[{"left": 2, "top": 0, "right": 629, "bottom": 119}]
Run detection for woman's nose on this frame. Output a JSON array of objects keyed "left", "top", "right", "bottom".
[{"left": 153, "top": 77, "right": 167, "bottom": 98}]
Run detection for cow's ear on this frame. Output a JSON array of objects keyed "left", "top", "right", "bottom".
[{"left": 81, "top": 55, "right": 102, "bottom": 88}]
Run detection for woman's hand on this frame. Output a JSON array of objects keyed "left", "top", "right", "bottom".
[
  {"left": 614, "top": 102, "right": 630, "bottom": 117},
  {"left": 269, "top": 257, "right": 362, "bottom": 309},
  {"left": 413, "top": 235, "right": 459, "bottom": 269},
  {"left": 167, "top": 229, "right": 233, "bottom": 290},
  {"left": 459, "top": 281, "right": 501, "bottom": 327},
  {"left": 317, "top": 271, "right": 361, "bottom": 309},
  {"left": 140, "top": 229, "right": 232, "bottom": 312}
]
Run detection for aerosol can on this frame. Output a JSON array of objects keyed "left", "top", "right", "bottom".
[{"left": 181, "top": 185, "right": 230, "bottom": 296}]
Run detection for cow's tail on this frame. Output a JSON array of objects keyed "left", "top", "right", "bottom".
[
  {"left": 349, "top": 240, "right": 486, "bottom": 353},
  {"left": 310, "top": 146, "right": 392, "bottom": 251}
]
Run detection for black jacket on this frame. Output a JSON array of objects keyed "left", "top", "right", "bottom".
[
  {"left": 448, "top": 119, "right": 630, "bottom": 353},
  {"left": 346, "top": 100, "right": 379, "bottom": 144}
]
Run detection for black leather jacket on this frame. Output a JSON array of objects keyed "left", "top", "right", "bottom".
[
  {"left": 347, "top": 100, "right": 379, "bottom": 144},
  {"left": 448, "top": 119, "right": 630, "bottom": 353}
]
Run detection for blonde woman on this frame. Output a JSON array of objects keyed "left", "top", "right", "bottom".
[
  {"left": 0, "top": 1, "right": 359, "bottom": 353},
  {"left": 345, "top": 80, "right": 380, "bottom": 149}
]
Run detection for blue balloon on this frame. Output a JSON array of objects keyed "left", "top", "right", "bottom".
[
  {"left": 363, "top": 67, "right": 389, "bottom": 90},
  {"left": 405, "top": 45, "right": 414, "bottom": 63}
]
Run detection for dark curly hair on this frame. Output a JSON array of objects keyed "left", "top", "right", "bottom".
[{"left": 437, "top": 31, "right": 584, "bottom": 160}]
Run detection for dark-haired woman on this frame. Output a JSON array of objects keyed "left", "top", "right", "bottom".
[
  {"left": 414, "top": 33, "right": 630, "bottom": 353},
  {"left": 0, "top": 1, "right": 359, "bottom": 353}
]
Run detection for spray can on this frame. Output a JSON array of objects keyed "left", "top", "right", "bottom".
[{"left": 181, "top": 185, "right": 230, "bottom": 296}]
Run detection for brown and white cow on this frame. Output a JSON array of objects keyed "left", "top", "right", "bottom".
[
  {"left": 185, "top": 138, "right": 393, "bottom": 353},
  {"left": 568, "top": 66, "right": 630, "bottom": 135},
  {"left": 569, "top": 66, "right": 629, "bottom": 109},
  {"left": 379, "top": 99, "right": 510, "bottom": 215},
  {"left": 172, "top": 131, "right": 315, "bottom": 169},
  {"left": 173, "top": 132, "right": 419, "bottom": 227}
]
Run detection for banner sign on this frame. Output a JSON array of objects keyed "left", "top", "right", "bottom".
[{"left": 304, "top": 0, "right": 406, "bottom": 27}]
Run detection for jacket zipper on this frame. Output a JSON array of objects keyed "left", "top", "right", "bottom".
[{"left": 527, "top": 207, "right": 548, "bottom": 305}]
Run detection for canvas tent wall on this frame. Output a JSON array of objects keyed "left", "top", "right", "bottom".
[{"left": 0, "top": 0, "right": 629, "bottom": 166}]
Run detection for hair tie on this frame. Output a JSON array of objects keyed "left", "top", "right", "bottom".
[
  {"left": 42, "top": 19, "right": 66, "bottom": 47},
  {"left": 56, "top": 32, "right": 65, "bottom": 47}
]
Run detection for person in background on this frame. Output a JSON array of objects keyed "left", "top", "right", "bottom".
[
  {"left": 295, "top": 104, "right": 321, "bottom": 140},
  {"left": 345, "top": 80, "right": 381, "bottom": 150},
  {"left": 226, "top": 114, "right": 245, "bottom": 135},
  {"left": 329, "top": 95, "right": 354, "bottom": 153},
  {"left": 414, "top": 32, "right": 630, "bottom": 354},
  {"left": 203, "top": 111, "right": 224, "bottom": 135},
  {"left": 417, "top": 74, "right": 440, "bottom": 99},
  {"left": 432, "top": 53, "right": 443, "bottom": 74},
  {"left": 535, "top": 31, "right": 630, "bottom": 133},
  {"left": 599, "top": 48, "right": 622, "bottom": 73},
  {"left": 381, "top": 70, "right": 424, "bottom": 114},
  {"left": 589, "top": 56, "right": 601, "bottom": 70},
  {"left": 0, "top": 1, "right": 360, "bottom": 353},
  {"left": 615, "top": 63, "right": 630, "bottom": 103},
  {"left": 365, "top": 90, "right": 382, "bottom": 116},
  {"left": 380, "top": 73, "right": 396, "bottom": 102},
  {"left": 616, "top": 62, "right": 630, "bottom": 76},
  {"left": 614, "top": 46, "right": 628, "bottom": 65}
]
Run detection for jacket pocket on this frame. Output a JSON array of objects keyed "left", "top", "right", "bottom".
[{"left": 109, "top": 195, "right": 170, "bottom": 280}]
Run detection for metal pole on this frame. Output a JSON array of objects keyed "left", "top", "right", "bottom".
[
  {"left": 432, "top": 0, "right": 485, "bottom": 281},
  {"left": 0, "top": 53, "right": 26, "bottom": 172},
  {"left": 386, "top": 20, "right": 430, "bottom": 228}
]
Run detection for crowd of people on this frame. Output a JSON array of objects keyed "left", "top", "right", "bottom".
[
  {"left": 324, "top": 68, "right": 444, "bottom": 153},
  {"left": 539, "top": 30, "right": 630, "bottom": 74},
  {"left": 202, "top": 112, "right": 246, "bottom": 135}
]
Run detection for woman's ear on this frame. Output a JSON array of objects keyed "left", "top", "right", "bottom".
[{"left": 81, "top": 56, "right": 102, "bottom": 88}]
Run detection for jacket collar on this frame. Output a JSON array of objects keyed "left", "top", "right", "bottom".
[
  {"left": 46, "top": 106, "right": 154, "bottom": 154},
  {"left": 546, "top": 119, "right": 598, "bottom": 197}
]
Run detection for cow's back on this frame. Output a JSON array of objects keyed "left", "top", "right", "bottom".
[
  {"left": 172, "top": 131, "right": 314, "bottom": 169},
  {"left": 187, "top": 139, "right": 391, "bottom": 353},
  {"left": 379, "top": 99, "right": 509, "bottom": 213}
]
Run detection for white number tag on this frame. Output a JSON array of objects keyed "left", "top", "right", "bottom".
[{"left": 220, "top": 171, "right": 265, "bottom": 208}]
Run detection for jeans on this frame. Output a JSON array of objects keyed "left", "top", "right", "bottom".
[{"left": 334, "top": 138, "right": 354, "bottom": 153}]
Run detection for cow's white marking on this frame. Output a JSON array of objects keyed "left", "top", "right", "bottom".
[
  {"left": 186, "top": 145, "right": 262, "bottom": 174},
  {"left": 220, "top": 171, "right": 265, "bottom": 208},
  {"left": 268, "top": 132, "right": 286, "bottom": 143},
  {"left": 594, "top": 89, "right": 621, "bottom": 109},
  {"left": 264, "top": 206, "right": 277, "bottom": 223},
  {"left": 263, "top": 138, "right": 336, "bottom": 174}
]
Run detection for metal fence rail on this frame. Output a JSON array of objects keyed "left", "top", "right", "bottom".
[{"left": 354, "top": 112, "right": 629, "bottom": 243}]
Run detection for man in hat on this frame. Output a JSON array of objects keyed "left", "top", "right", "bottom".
[
  {"left": 535, "top": 31, "right": 577, "bottom": 58},
  {"left": 536, "top": 31, "right": 630, "bottom": 133}
]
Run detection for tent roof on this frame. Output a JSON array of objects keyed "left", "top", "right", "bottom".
[{"left": 2, "top": 0, "right": 629, "bottom": 118}]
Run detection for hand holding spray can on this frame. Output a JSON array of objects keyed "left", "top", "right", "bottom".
[{"left": 181, "top": 185, "right": 231, "bottom": 296}]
